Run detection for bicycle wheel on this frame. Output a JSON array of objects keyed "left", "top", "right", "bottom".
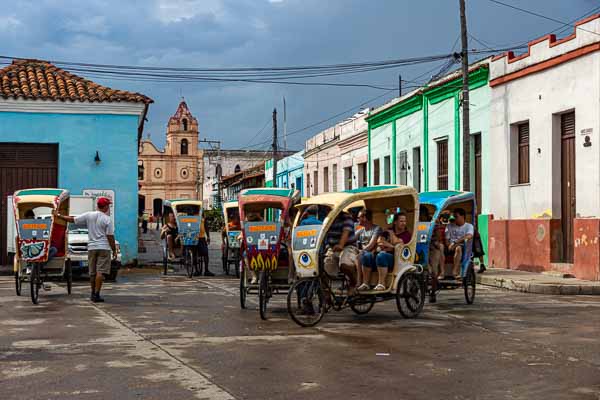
[
  {"left": 239, "top": 266, "right": 247, "bottom": 309},
  {"left": 162, "top": 245, "right": 168, "bottom": 276},
  {"left": 463, "top": 265, "right": 476, "bottom": 304},
  {"left": 396, "top": 272, "right": 425, "bottom": 319},
  {"left": 350, "top": 297, "right": 375, "bottom": 315},
  {"left": 184, "top": 248, "right": 194, "bottom": 278},
  {"left": 259, "top": 270, "right": 269, "bottom": 320},
  {"left": 287, "top": 278, "right": 326, "bottom": 327},
  {"left": 30, "top": 264, "right": 40, "bottom": 305},
  {"left": 15, "top": 269, "right": 22, "bottom": 296}
]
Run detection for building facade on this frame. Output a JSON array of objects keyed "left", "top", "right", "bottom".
[
  {"left": 264, "top": 151, "right": 305, "bottom": 196},
  {"left": 0, "top": 59, "right": 152, "bottom": 264},
  {"left": 304, "top": 124, "right": 340, "bottom": 196},
  {"left": 220, "top": 163, "right": 265, "bottom": 202},
  {"left": 487, "top": 15, "right": 600, "bottom": 280},
  {"left": 138, "top": 101, "right": 202, "bottom": 217},
  {"left": 367, "top": 61, "right": 491, "bottom": 259},
  {"left": 338, "top": 110, "right": 369, "bottom": 190}
]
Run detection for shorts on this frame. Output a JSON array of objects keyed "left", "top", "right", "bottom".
[
  {"left": 324, "top": 246, "right": 359, "bottom": 276},
  {"left": 375, "top": 252, "right": 394, "bottom": 271},
  {"left": 197, "top": 238, "right": 208, "bottom": 256},
  {"left": 359, "top": 251, "right": 376, "bottom": 269},
  {"left": 89, "top": 249, "right": 111, "bottom": 276}
]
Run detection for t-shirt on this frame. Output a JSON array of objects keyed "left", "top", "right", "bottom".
[
  {"left": 392, "top": 229, "right": 412, "bottom": 245},
  {"left": 445, "top": 222, "right": 474, "bottom": 253},
  {"left": 327, "top": 213, "right": 355, "bottom": 247},
  {"left": 74, "top": 211, "right": 114, "bottom": 251},
  {"left": 300, "top": 216, "right": 322, "bottom": 226},
  {"left": 357, "top": 224, "right": 382, "bottom": 250}
]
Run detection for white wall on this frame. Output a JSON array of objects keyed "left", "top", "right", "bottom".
[
  {"left": 428, "top": 99, "right": 455, "bottom": 190},
  {"left": 395, "top": 111, "right": 423, "bottom": 188}
]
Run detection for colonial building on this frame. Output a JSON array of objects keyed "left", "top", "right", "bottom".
[
  {"left": 265, "top": 150, "right": 305, "bottom": 195},
  {"left": 220, "top": 163, "right": 265, "bottom": 202},
  {"left": 0, "top": 59, "right": 152, "bottom": 265},
  {"left": 304, "top": 124, "right": 341, "bottom": 196},
  {"left": 138, "top": 101, "right": 202, "bottom": 216},
  {"left": 487, "top": 15, "right": 600, "bottom": 280}
]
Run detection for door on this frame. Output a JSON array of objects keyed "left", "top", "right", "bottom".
[
  {"left": 153, "top": 198, "right": 163, "bottom": 217},
  {"left": 473, "top": 134, "right": 482, "bottom": 214},
  {"left": 398, "top": 151, "right": 408, "bottom": 186},
  {"left": 561, "top": 112, "right": 576, "bottom": 263},
  {"left": 0, "top": 143, "right": 58, "bottom": 265},
  {"left": 437, "top": 139, "right": 448, "bottom": 190},
  {"left": 413, "top": 147, "right": 421, "bottom": 192}
]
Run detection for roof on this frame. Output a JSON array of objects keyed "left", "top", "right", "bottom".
[
  {"left": 0, "top": 59, "right": 153, "bottom": 104},
  {"left": 418, "top": 190, "right": 474, "bottom": 208},
  {"left": 165, "top": 199, "right": 203, "bottom": 206},
  {"left": 345, "top": 185, "right": 400, "bottom": 194},
  {"left": 15, "top": 188, "right": 65, "bottom": 197},
  {"left": 169, "top": 100, "right": 197, "bottom": 124},
  {"left": 240, "top": 188, "right": 294, "bottom": 198},
  {"left": 302, "top": 185, "right": 416, "bottom": 207},
  {"left": 14, "top": 188, "right": 69, "bottom": 205},
  {"left": 223, "top": 200, "right": 239, "bottom": 208}
]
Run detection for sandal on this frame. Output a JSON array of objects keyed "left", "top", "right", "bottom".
[
  {"left": 357, "top": 283, "right": 370, "bottom": 291},
  {"left": 373, "top": 284, "right": 386, "bottom": 291}
]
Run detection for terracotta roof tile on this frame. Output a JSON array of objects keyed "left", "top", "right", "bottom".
[{"left": 0, "top": 59, "right": 153, "bottom": 104}]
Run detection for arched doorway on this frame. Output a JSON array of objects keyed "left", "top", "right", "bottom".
[
  {"left": 138, "top": 194, "right": 146, "bottom": 215},
  {"left": 153, "top": 198, "right": 163, "bottom": 217}
]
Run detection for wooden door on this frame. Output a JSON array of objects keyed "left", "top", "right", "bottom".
[
  {"left": 561, "top": 112, "right": 576, "bottom": 263},
  {"left": 437, "top": 140, "right": 448, "bottom": 190},
  {"left": 474, "top": 134, "right": 482, "bottom": 214},
  {"left": 0, "top": 143, "right": 58, "bottom": 265},
  {"left": 412, "top": 147, "right": 421, "bottom": 192}
]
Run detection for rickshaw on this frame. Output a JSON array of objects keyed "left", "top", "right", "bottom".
[
  {"left": 238, "top": 188, "right": 300, "bottom": 320},
  {"left": 416, "top": 191, "right": 477, "bottom": 304},
  {"left": 288, "top": 185, "right": 426, "bottom": 327},
  {"left": 221, "top": 200, "right": 241, "bottom": 277},
  {"left": 161, "top": 199, "right": 205, "bottom": 278},
  {"left": 13, "top": 188, "right": 72, "bottom": 304}
]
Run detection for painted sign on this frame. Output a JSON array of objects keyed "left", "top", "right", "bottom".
[
  {"left": 293, "top": 225, "right": 322, "bottom": 251},
  {"left": 83, "top": 189, "right": 115, "bottom": 226}
]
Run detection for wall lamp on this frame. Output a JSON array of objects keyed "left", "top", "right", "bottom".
[{"left": 94, "top": 151, "right": 101, "bottom": 165}]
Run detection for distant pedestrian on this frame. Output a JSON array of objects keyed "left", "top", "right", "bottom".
[
  {"left": 56, "top": 197, "right": 116, "bottom": 303},
  {"left": 142, "top": 213, "right": 149, "bottom": 234},
  {"left": 156, "top": 213, "right": 162, "bottom": 231}
]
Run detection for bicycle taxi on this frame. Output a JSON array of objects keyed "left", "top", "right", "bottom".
[
  {"left": 221, "top": 200, "right": 241, "bottom": 277},
  {"left": 161, "top": 199, "right": 205, "bottom": 278},
  {"left": 415, "top": 191, "right": 477, "bottom": 304},
  {"left": 238, "top": 188, "right": 300, "bottom": 320},
  {"left": 13, "top": 188, "right": 72, "bottom": 304},
  {"left": 288, "top": 185, "right": 426, "bottom": 327}
]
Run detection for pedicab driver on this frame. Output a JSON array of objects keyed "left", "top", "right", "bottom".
[{"left": 55, "top": 197, "right": 116, "bottom": 303}]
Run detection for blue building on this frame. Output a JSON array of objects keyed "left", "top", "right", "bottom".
[
  {"left": 265, "top": 151, "right": 304, "bottom": 196},
  {"left": 0, "top": 59, "right": 152, "bottom": 265}
]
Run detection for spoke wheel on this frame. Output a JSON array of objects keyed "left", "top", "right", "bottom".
[
  {"left": 259, "top": 270, "right": 270, "bottom": 320},
  {"left": 30, "top": 264, "right": 40, "bottom": 305},
  {"left": 15, "top": 270, "right": 22, "bottom": 296},
  {"left": 184, "top": 248, "right": 194, "bottom": 278},
  {"left": 463, "top": 265, "right": 476, "bottom": 304},
  {"left": 287, "top": 278, "right": 326, "bottom": 327},
  {"left": 239, "top": 266, "right": 247, "bottom": 309},
  {"left": 65, "top": 260, "right": 72, "bottom": 295},
  {"left": 222, "top": 247, "right": 229, "bottom": 275},
  {"left": 163, "top": 245, "right": 168, "bottom": 276},
  {"left": 396, "top": 272, "right": 425, "bottom": 319},
  {"left": 350, "top": 297, "right": 375, "bottom": 315}
]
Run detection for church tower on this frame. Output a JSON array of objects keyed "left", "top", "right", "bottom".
[{"left": 166, "top": 100, "right": 199, "bottom": 157}]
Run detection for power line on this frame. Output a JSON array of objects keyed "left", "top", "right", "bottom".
[{"left": 244, "top": 117, "right": 272, "bottom": 148}]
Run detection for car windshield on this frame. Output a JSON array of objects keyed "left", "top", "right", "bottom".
[{"left": 69, "top": 222, "right": 88, "bottom": 234}]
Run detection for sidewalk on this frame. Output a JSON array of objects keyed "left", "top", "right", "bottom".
[{"left": 477, "top": 267, "right": 600, "bottom": 295}]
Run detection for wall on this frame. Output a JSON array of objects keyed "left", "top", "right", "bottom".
[
  {"left": 369, "top": 122, "right": 393, "bottom": 185},
  {"left": 395, "top": 110, "right": 423, "bottom": 188},
  {"left": 0, "top": 111, "right": 140, "bottom": 263}
]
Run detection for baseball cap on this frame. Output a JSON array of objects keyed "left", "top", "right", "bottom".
[{"left": 97, "top": 197, "right": 112, "bottom": 208}]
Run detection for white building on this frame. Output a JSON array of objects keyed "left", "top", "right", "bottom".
[{"left": 488, "top": 14, "right": 600, "bottom": 280}]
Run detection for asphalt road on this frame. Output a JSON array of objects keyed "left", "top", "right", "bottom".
[{"left": 1, "top": 265, "right": 600, "bottom": 399}]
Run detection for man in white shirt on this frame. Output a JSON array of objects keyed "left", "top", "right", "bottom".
[
  {"left": 56, "top": 197, "right": 116, "bottom": 303},
  {"left": 445, "top": 208, "right": 474, "bottom": 279}
]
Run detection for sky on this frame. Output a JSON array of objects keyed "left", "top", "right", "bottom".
[{"left": 0, "top": 0, "right": 597, "bottom": 151}]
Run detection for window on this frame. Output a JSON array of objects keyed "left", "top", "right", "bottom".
[
  {"left": 306, "top": 173, "right": 311, "bottom": 196},
  {"left": 323, "top": 167, "right": 329, "bottom": 193},
  {"left": 373, "top": 159, "right": 380, "bottom": 185},
  {"left": 344, "top": 167, "right": 352, "bottom": 190},
  {"left": 234, "top": 164, "right": 241, "bottom": 173},
  {"left": 182, "top": 119, "right": 188, "bottom": 131},
  {"left": 413, "top": 147, "right": 421, "bottom": 192},
  {"left": 518, "top": 122, "right": 530, "bottom": 184},
  {"left": 358, "top": 162, "right": 367, "bottom": 187},
  {"left": 332, "top": 164, "right": 338, "bottom": 192},
  {"left": 181, "top": 138, "right": 188, "bottom": 155},
  {"left": 138, "top": 162, "right": 144, "bottom": 181},
  {"left": 384, "top": 156, "right": 391, "bottom": 184},
  {"left": 437, "top": 139, "right": 448, "bottom": 190},
  {"left": 154, "top": 168, "right": 163, "bottom": 179},
  {"left": 398, "top": 151, "right": 408, "bottom": 185},
  {"left": 313, "top": 170, "right": 319, "bottom": 195},
  {"left": 215, "top": 164, "right": 222, "bottom": 178}
]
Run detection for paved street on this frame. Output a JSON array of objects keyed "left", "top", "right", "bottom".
[{"left": 2, "top": 237, "right": 600, "bottom": 400}]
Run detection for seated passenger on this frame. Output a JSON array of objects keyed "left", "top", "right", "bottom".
[
  {"left": 160, "top": 212, "right": 180, "bottom": 261},
  {"left": 228, "top": 215, "right": 241, "bottom": 231},
  {"left": 356, "top": 209, "right": 382, "bottom": 291},
  {"left": 445, "top": 208, "right": 474, "bottom": 279},
  {"left": 372, "top": 212, "right": 412, "bottom": 291},
  {"left": 324, "top": 211, "right": 359, "bottom": 293},
  {"left": 429, "top": 215, "right": 446, "bottom": 280},
  {"left": 246, "top": 212, "right": 263, "bottom": 222},
  {"left": 299, "top": 205, "right": 322, "bottom": 226}
]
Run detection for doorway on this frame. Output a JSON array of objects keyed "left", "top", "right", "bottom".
[
  {"left": 153, "top": 198, "right": 163, "bottom": 217},
  {"left": 561, "top": 111, "right": 576, "bottom": 263},
  {"left": 473, "top": 133, "right": 482, "bottom": 214}
]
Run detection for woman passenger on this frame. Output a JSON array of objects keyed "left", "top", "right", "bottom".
[
  {"left": 372, "top": 212, "right": 412, "bottom": 291},
  {"left": 160, "top": 212, "right": 180, "bottom": 261}
]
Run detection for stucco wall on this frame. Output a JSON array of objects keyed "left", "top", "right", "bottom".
[
  {"left": 0, "top": 111, "right": 140, "bottom": 263},
  {"left": 395, "top": 111, "right": 423, "bottom": 188},
  {"left": 369, "top": 122, "right": 393, "bottom": 185},
  {"left": 428, "top": 99, "right": 455, "bottom": 190}
]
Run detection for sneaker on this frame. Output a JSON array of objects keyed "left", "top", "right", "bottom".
[
  {"left": 93, "top": 294, "right": 105, "bottom": 303},
  {"left": 90, "top": 293, "right": 96, "bottom": 301},
  {"left": 479, "top": 264, "right": 487, "bottom": 274},
  {"left": 357, "top": 283, "right": 370, "bottom": 291},
  {"left": 373, "top": 284, "right": 386, "bottom": 291},
  {"left": 204, "top": 270, "right": 215, "bottom": 277},
  {"left": 250, "top": 277, "right": 258, "bottom": 285}
]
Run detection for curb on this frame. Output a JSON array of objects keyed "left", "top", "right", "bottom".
[{"left": 477, "top": 274, "right": 600, "bottom": 295}]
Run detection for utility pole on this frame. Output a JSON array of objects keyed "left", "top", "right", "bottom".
[
  {"left": 272, "top": 108, "right": 278, "bottom": 188},
  {"left": 460, "top": 0, "right": 470, "bottom": 191},
  {"left": 398, "top": 74, "right": 402, "bottom": 97},
  {"left": 283, "top": 97, "right": 287, "bottom": 152},
  {"left": 199, "top": 138, "right": 222, "bottom": 207}
]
